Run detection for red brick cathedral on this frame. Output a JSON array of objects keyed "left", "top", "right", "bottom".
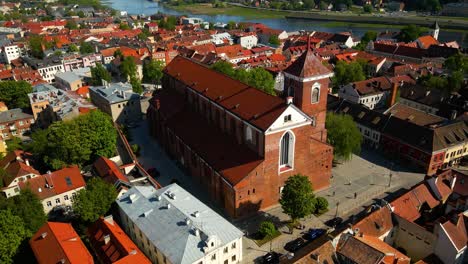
[{"left": 147, "top": 48, "right": 333, "bottom": 218}]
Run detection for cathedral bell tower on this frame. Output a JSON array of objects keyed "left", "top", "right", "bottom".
[{"left": 282, "top": 35, "right": 334, "bottom": 142}]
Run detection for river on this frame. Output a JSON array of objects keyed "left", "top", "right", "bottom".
[{"left": 103, "top": 0, "right": 466, "bottom": 45}]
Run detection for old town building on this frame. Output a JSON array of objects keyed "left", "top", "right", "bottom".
[{"left": 148, "top": 49, "right": 333, "bottom": 218}]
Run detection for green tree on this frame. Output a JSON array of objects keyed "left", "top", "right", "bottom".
[
  {"left": 315, "top": 197, "right": 329, "bottom": 214},
  {"left": 90, "top": 63, "right": 111, "bottom": 86},
  {"left": 77, "top": 10, "right": 85, "bottom": 18},
  {"left": 211, "top": 60, "right": 235, "bottom": 76},
  {"left": 0, "top": 210, "right": 26, "bottom": 264},
  {"left": 332, "top": 61, "right": 366, "bottom": 87},
  {"left": 326, "top": 112, "right": 362, "bottom": 161},
  {"left": 120, "top": 56, "right": 137, "bottom": 81},
  {"left": 356, "top": 30, "right": 377, "bottom": 50},
  {"left": 227, "top": 21, "right": 237, "bottom": 30},
  {"left": 79, "top": 41, "right": 94, "bottom": 54},
  {"left": 119, "top": 22, "right": 131, "bottom": 30},
  {"left": 269, "top": 34, "right": 280, "bottom": 45},
  {"left": 423, "top": 75, "right": 448, "bottom": 91},
  {"left": 28, "top": 110, "right": 117, "bottom": 170},
  {"left": 279, "top": 174, "right": 316, "bottom": 221},
  {"left": 143, "top": 59, "right": 164, "bottom": 84},
  {"left": 244, "top": 68, "right": 275, "bottom": 95},
  {"left": 5, "top": 137, "right": 23, "bottom": 152},
  {"left": 0, "top": 81, "right": 33, "bottom": 109},
  {"left": 398, "top": 24, "right": 423, "bottom": 42},
  {"left": 444, "top": 53, "right": 468, "bottom": 74},
  {"left": 258, "top": 221, "right": 276, "bottom": 238},
  {"left": 447, "top": 70, "right": 464, "bottom": 93},
  {"left": 68, "top": 43, "right": 79, "bottom": 53},
  {"left": 130, "top": 76, "right": 142, "bottom": 94},
  {"left": 6, "top": 190, "right": 46, "bottom": 236},
  {"left": 28, "top": 35, "right": 45, "bottom": 59},
  {"left": 73, "top": 177, "right": 117, "bottom": 222},
  {"left": 65, "top": 20, "right": 78, "bottom": 29},
  {"left": 363, "top": 4, "right": 372, "bottom": 13}
]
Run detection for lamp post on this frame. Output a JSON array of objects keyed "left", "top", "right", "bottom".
[
  {"left": 335, "top": 201, "right": 340, "bottom": 217},
  {"left": 388, "top": 172, "right": 393, "bottom": 187}
]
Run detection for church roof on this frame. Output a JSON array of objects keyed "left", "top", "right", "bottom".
[{"left": 283, "top": 38, "right": 332, "bottom": 78}]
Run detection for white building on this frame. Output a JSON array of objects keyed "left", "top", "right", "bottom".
[
  {"left": 211, "top": 32, "right": 232, "bottom": 45},
  {"left": 0, "top": 150, "right": 40, "bottom": 198},
  {"left": 18, "top": 166, "right": 86, "bottom": 214},
  {"left": 233, "top": 33, "right": 258, "bottom": 49},
  {"left": 22, "top": 56, "right": 65, "bottom": 83},
  {"left": 338, "top": 77, "right": 394, "bottom": 110},
  {"left": 1, "top": 44, "right": 21, "bottom": 64},
  {"left": 116, "top": 184, "right": 244, "bottom": 264}
]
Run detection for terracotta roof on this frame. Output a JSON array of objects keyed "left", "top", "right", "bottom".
[
  {"left": 385, "top": 103, "right": 445, "bottom": 127},
  {"left": 356, "top": 235, "right": 410, "bottom": 264},
  {"left": 154, "top": 89, "right": 264, "bottom": 186},
  {"left": 453, "top": 170, "right": 468, "bottom": 196},
  {"left": 0, "top": 150, "right": 39, "bottom": 187},
  {"left": 163, "top": 56, "right": 288, "bottom": 131},
  {"left": 417, "top": 35, "right": 439, "bottom": 49},
  {"left": 337, "top": 234, "right": 384, "bottom": 264},
  {"left": 30, "top": 222, "right": 94, "bottom": 264},
  {"left": 19, "top": 166, "right": 86, "bottom": 200},
  {"left": 94, "top": 157, "right": 129, "bottom": 185},
  {"left": 390, "top": 183, "right": 439, "bottom": 222},
  {"left": 351, "top": 76, "right": 392, "bottom": 96},
  {"left": 353, "top": 206, "right": 393, "bottom": 238},
  {"left": 284, "top": 47, "right": 332, "bottom": 79},
  {"left": 87, "top": 216, "right": 151, "bottom": 264},
  {"left": 441, "top": 214, "right": 467, "bottom": 251},
  {"left": 76, "top": 86, "right": 90, "bottom": 95}
]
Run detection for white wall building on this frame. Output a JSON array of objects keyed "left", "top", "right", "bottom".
[
  {"left": 1, "top": 44, "right": 21, "bottom": 64},
  {"left": 116, "top": 184, "right": 244, "bottom": 264}
]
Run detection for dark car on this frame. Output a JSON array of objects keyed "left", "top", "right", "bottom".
[
  {"left": 262, "top": 252, "right": 280, "bottom": 264},
  {"left": 284, "top": 238, "right": 306, "bottom": 252},
  {"left": 147, "top": 167, "right": 160, "bottom": 178},
  {"left": 308, "top": 228, "right": 325, "bottom": 241},
  {"left": 325, "top": 217, "right": 343, "bottom": 228}
]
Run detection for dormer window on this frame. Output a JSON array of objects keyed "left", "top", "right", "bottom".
[{"left": 284, "top": 114, "right": 292, "bottom": 123}]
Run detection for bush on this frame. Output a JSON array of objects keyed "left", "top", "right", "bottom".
[
  {"left": 315, "top": 197, "right": 329, "bottom": 213},
  {"left": 258, "top": 221, "right": 276, "bottom": 238},
  {"left": 131, "top": 144, "right": 140, "bottom": 156}
]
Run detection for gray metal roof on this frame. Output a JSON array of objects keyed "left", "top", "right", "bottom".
[
  {"left": 0, "top": 108, "right": 33, "bottom": 123},
  {"left": 55, "top": 71, "right": 81, "bottom": 84},
  {"left": 90, "top": 82, "right": 140, "bottom": 104},
  {"left": 117, "top": 184, "right": 243, "bottom": 264}
]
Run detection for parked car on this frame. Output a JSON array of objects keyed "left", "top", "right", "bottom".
[
  {"left": 308, "top": 229, "right": 325, "bottom": 241},
  {"left": 147, "top": 167, "right": 160, "bottom": 178},
  {"left": 325, "top": 217, "right": 343, "bottom": 228},
  {"left": 262, "top": 252, "right": 280, "bottom": 264},
  {"left": 284, "top": 238, "right": 306, "bottom": 252}
]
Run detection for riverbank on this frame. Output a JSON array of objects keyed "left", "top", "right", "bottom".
[{"left": 162, "top": 3, "right": 290, "bottom": 19}]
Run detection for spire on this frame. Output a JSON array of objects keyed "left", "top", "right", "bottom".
[{"left": 432, "top": 20, "right": 439, "bottom": 30}]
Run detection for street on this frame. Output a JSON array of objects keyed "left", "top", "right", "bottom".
[{"left": 129, "top": 121, "right": 425, "bottom": 263}]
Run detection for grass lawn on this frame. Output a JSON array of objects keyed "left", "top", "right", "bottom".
[
  {"left": 253, "top": 230, "right": 282, "bottom": 247},
  {"left": 164, "top": 3, "right": 290, "bottom": 19}
]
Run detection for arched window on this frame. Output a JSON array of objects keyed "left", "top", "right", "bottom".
[
  {"left": 280, "top": 131, "right": 294, "bottom": 169},
  {"left": 311, "top": 86, "right": 320, "bottom": 103}
]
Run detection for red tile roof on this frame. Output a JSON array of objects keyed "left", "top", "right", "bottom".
[
  {"left": 0, "top": 150, "right": 39, "bottom": 187},
  {"left": 19, "top": 166, "right": 86, "bottom": 200},
  {"left": 76, "top": 85, "right": 90, "bottom": 96},
  {"left": 356, "top": 235, "right": 410, "bottom": 264},
  {"left": 163, "top": 56, "right": 288, "bottom": 131},
  {"left": 88, "top": 216, "right": 151, "bottom": 264},
  {"left": 30, "top": 222, "right": 94, "bottom": 264},
  {"left": 441, "top": 214, "right": 467, "bottom": 251},
  {"left": 94, "top": 157, "right": 129, "bottom": 185},
  {"left": 353, "top": 206, "right": 393, "bottom": 238},
  {"left": 390, "top": 183, "right": 439, "bottom": 222},
  {"left": 283, "top": 48, "right": 332, "bottom": 78},
  {"left": 417, "top": 35, "right": 439, "bottom": 49}
]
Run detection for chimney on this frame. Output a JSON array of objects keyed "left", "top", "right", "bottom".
[
  {"left": 286, "top": 96, "right": 293, "bottom": 105},
  {"left": 450, "top": 110, "right": 457, "bottom": 120},
  {"left": 426, "top": 90, "right": 431, "bottom": 96},
  {"left": 388, "top": 82, "right": 398, "bottom": 108},
  {"left": 25, "top": 159, "right": 30, "bottom": 166},
  {"left": 41, "top": 232, "right": 47, "bottom": 239},
  {"left": 104, "top": 234, "right": 111, "bottom": 245}
]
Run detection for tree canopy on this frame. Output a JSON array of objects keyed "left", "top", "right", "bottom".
[
  {"left": 356, "top": 31, "right": 377, "bottom": 50},
  {"left": 90, "top": 63, "right": 111, "bottom": 86},
  {"left": 0, "top": 81, "right": 33, "bottom": 109},
  {"left": 332, "top": 60, "right": 366, "bottom": 88},
  {"left": 130, "top": 76, "right": 142, "bottom": 94},
  {"left": 26, "top": 110, "right": 117, "bottom": 170},
  {"left": 73, "top": 177, "right": 118, "bottom": 222},
  {"left": 120, "top": 56, "right": 137, "bottom": 81},
  {"left": 210, "top": 61, "right": 276, "bottom": 95},
  {"left": 269, "top": 34, "right": 280, "bottom": 45},
  {"left": 28, "top": 35, "right": 45, "bottom": 59},
  {"left": 398, "top": 25, "right": 423, "bottom": 42},
  {"left": 143, "top": 59, "right": 165, "bottom": 84},
  {"left": 279, "top": 174, "right": 316, "bottom": 221},
  {"left": 0, "top": 210, "right": 26, "bottom": 264},
  {"left": 79, "top": 41, "right": 94, "bottom": 54},
  {"left": 326, "top": 112, "right": 362, "bottom": 161}
]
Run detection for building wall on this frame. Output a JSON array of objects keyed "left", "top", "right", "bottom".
[
  {"left": 434, "top": 223, "right": 465, "bottom": 264},
  {"left": 0, "top": 117, "right": 34, "bottom": 140},
  {"left": 1, "top": 172, "right": 39, "bottom": 197},
  {"left": 38, "top": 64, "right": 65, "bottom": 83},
  {"left": 443, "top": 143, "right": 468, "bottom": 166},
  {"left": 2, "top": 45, "right": 20, "bottom": 64},
  {"left": 393, "top": 214, "right": 436, "bottom": 261},
  {"left": 400, "top": 98, "right": 438, "bottom": 115},
  {"left": 41, "top": 187, "right": 83, "bottom": 214}
]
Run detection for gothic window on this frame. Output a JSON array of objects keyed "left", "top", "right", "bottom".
[
  {"left": 280, "top": 131, "right": 294, "bottom": 169},
  {"left": 311, "top": 85, "right": 320, "bottom": 103}
]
